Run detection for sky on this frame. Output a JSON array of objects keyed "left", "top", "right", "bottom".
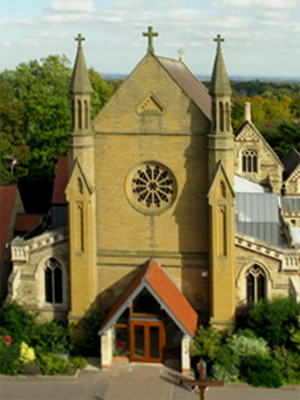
[{"left": 0, "top": 0, "right": 299, "bottom": 78}]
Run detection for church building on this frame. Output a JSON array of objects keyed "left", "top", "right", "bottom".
[{"left": 8, "top": 28, "right": 300, "bottom": 371}]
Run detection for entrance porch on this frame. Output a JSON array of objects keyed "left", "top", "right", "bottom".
[{"left": 99, "top": 259, "right": 198, "bottom": 372}]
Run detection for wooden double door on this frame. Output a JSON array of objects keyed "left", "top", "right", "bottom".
[{"left": 130, "top": 320, "right": 164, "bottom": 363}]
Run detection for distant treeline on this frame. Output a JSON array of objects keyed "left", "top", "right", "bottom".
[{"left": 201, "top": 80, "right": 300, "bottom": 99}]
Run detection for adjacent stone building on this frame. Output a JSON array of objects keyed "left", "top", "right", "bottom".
[{"left": 8, "top": 28, "right": 300, "bottom": 371}]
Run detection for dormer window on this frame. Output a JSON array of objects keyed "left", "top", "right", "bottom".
[{"left": 242, "top": 149, "right": 258, "bottom": 173}]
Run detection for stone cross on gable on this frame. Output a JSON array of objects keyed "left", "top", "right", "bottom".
[
  {"left": 75, "top": 33, "right": 85, "bottom": 48},
  {"left": 143, "top": 26, "right": 159, "bottom": 54},
  {"left": 214, "top": 34, "right": 224, "bottom": 50},
  {"left": 181, "top": 361, "right": 224, "bottom": 400}
]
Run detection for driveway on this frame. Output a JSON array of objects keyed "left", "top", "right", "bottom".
[{"left": 0, "top": 363, "right": 299, "bottom": 400}]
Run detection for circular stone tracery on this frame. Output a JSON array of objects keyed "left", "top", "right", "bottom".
[{"left": 128, "top": 163, "right": 176, "bottom": 213}]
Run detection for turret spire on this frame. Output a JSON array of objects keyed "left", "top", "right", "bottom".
[
  {"left": 70, "top": 33, "right": 92, "bottom": 95},
  {"left": 209, "top": 34, "right": 231, "bottom": 97}
]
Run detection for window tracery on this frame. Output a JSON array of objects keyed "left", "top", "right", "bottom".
[
  {"left": 127, "top": 163, "right": 176, "bottom": 214},
  {"left": 242, "top": 149, "right": 258, "bottom": 173},
  {"left": 45, "top": 258, "right": 63, "bottom": 304},
  {"left": 246, "top": 265, "right": 265, "bottom": 304}
]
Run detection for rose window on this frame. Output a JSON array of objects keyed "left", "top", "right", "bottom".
[{"left": 127, "top": 163, "right": 176, "bottom": 213}]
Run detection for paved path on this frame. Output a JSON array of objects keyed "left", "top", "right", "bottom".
[{"left": 0, "top": 363, "right": 299, "bottom": 400}]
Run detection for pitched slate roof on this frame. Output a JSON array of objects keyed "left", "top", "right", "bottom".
[
  {"left": 235, "top": 192, "right": 287, "bottom": 247},
  {"left": 282, "top": 148, "right": 300, "bottom": 181},
  {"left": 99, "top": 258, "right": 198, "bottom": 337},
  {"left": 14, "top": 214, "right": 42, "bottom": 233},
  {"left": 281, "top": 196, "right": 300, "bottom": 215},
  {"left": 0, "top": 185, "right": 18, "bottom": 267},
  {"left": 51, "top": 156, "right": 68, "bottom": 205},
  {"left": 157, "top": 57, "right": 211, "bottom": 121},
  {"left": 234, "top": 175, "right": 268, "bottom": 193}
]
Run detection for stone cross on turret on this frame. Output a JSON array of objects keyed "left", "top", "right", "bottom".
[
  {"left": 75, "top": 33, "right": 85, "bottom": 48},
  {"left": 214, "top": 34, "right": 224, "bottom": 50},
  {"left": 143, "top": 26, "right": 159, "bottom": 54}
]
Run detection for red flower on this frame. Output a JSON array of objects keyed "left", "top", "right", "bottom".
[{"left": 0, "top": 335, "right": 12, "bottom": 346}]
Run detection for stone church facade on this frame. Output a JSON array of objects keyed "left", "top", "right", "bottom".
[{"left": 8, "top": 28, "right": 300, "bottom": 371}]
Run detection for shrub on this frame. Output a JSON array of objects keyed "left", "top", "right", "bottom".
[
  {"left": 211, "top": 362, "right": 239, "bottom": 382},
  {"left": 36, "top": 354, "right": 69, "bottom": 375},
  {"left": 272, "top": 347, "right": 300, "bottom": 384},
  {"left": 289, "top": 313, "right": 300, "bottom": 351},
  {"left": 211, "top": 333, "right": 269, "bottom": 383},
  {"left": 226, "top": 333, "right": 269, "bottom": 359},
  {"left": 248, "top": 297, "right": 300, "bottom": 348},
  {"left": 0, "top": 341, "right": 23, "bottom": 375},
  {"left": 31, "top": 322, "right": 70, "bottom": 355},
  {"left": 0, "top": 301, "right": 37, "bottom": 344},
  {"left": 211, "top": 346, "right": 239, "bottom": 382},
  {"left": 240, "top": 354, "right": 283, "bottom": 388},
  {"left": 68, "top": 356, "right": 87, "bottom": 369},
  {"left": 73, "top": 307, "right": 105, "bottom": 356},
  {"left": 192, "top": 325, "right": 222, "bottom": 363}
]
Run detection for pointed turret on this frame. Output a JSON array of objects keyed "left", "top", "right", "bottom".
[
  {"left": 209, "top": 35, "right": 231, "bottom": 97},
  {"left": 69, "top": 34, "right": 94, "bottom": 182},
  {"left": 207, "top": 35, "right": 236, "bottom": 331},
  {"left": 207, "top": 34, "right": 234, "bottom": 186},
  {"left": 70, "top": 34, "right": 92, "bottom": 95},
  {"left": 67, "top": 35, "right": 96, "bottom": 325}
]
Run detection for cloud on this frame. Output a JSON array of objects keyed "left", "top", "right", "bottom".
[
  {"left": 213, "top": 0, "right": 297, "bottom": 9},
  {"left": 45, "top": 0, "right": 96, "bottom": 13}
]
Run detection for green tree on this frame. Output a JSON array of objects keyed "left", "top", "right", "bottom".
[
  {"left": 0, "top": 76, "right": 30, "bottom": 184},
  {"left": 263, "top": 120, "right": 300, "bottom": 159},
  {"left": 88, "top": 68, "right": 114, "bottom": 118},
  {"left": 290, "top": 92, "right": 300, "bottom": 118},
  {"left": 2, "top": 55, "right": 72, "bottom": 183}
]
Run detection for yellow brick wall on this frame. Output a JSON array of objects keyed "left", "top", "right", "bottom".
[{"left": 89, "top": 55, "right": 212, "bottom": 316}]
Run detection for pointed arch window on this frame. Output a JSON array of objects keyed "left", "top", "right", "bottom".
[
  {"left": 84, "top": 100, "right": 89, "bottom": 129},
  {"left": 225, "top": 102, "right": 230, "bottom": 131},
  {"left": 77, "top": 202, "right": 84, "bottom": 252},
  {"left": 218, "top": 205, "right": 227, "bottom": 256},
  {"left": 246, "top": 265, "right": 265, "bottom": 304},
  {"left": 242, "top": 149, "right": 258, "bottom": 173},
  {"left": 45, "top": 258, "right": 63, "bottom": 304},
  {"left": 212, "top": 101, "right": 216, "bottom": 130},
  {"left": 78, "top": 100, "right": 82, "bottom": 129},
  {"left": 219, "top": 101, "right": 224, "bottom": 131},
  {"left": 77, "top": 177, "right": 83, "bottom": 194}
]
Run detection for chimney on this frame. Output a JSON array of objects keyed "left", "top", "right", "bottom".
[{"left": 244, "top": 102, "right": 251, "bottom": 122}]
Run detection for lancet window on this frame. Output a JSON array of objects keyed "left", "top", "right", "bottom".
[
  {"left": 242, "top": 149, "right": 258, "bottom": 173},
  {"left": 246, "top": 265, "right": 266, "bottom": 304},
  {"left": 45, "top": 258, "right": 63, "bottom": 304}
]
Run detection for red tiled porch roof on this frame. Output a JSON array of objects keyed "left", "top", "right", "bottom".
[{"left": 99, "top": 259, "right": 198, "bottom": 337}]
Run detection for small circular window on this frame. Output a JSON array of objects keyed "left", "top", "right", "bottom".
[{"left": 126, "top": 162, "right": 176, "bottom": 214}]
